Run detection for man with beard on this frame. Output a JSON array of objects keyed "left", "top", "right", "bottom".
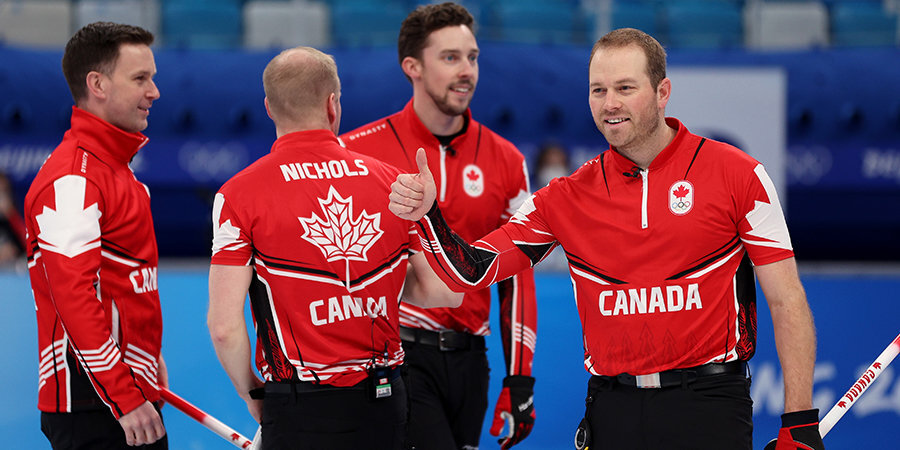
[
  {"left": 388, "top": 28, "right": 823, "bottom": 450},
  {"left": 339, "top": 3, "right": 538, "bottom": 449}
]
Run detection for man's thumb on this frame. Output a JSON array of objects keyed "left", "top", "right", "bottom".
[
  {"left": 489, "top": 411, "right": 506, "bottom": 436},
  {"left": 415, "top": 147, "right": 432, "bottom": 179}
]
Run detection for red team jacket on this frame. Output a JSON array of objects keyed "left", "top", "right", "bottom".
[
  {"left": 25, "top": 107, "right": 162, "bottom": 418},
  {"left": 340, "top": 100, "right": 538, "bottom": 376},
  {"left": 417, "top": 119, "right": 794, "bottom": 376},
  {"left": 211, "top": 130, "right": 421, "bottom": 387}
]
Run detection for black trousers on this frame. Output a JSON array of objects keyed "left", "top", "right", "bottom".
[
  {"left": 402, "top": 339, "right": 490, "bottom": 450},
  {"left": 261, "top": 377, "right": 408, "bottom": 450},
  {"left": 582, "top": 372, "right": 753, "bottom": 450},
  {"left": 41, "top": 406, "right": 168, "bottom": 450}
]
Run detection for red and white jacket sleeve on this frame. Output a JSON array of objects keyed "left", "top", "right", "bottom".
[
  {"left": 416, "top": 193, "right": 557, "bottom": 349},
  {"left": 736, "top": 164, "right": 795, "bottom": 264},
  {"left": 31, "top": 175, "right": 147, "bottom": 418},
  {"left": 494, "top": 160, "right": 538, "bottom": 376}
]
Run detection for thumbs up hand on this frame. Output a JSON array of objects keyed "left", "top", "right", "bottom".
[{"left": 389, "top": 147, "right": 436, "bottom": 221}]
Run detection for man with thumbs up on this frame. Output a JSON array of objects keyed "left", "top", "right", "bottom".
[{"left": 390, "top": 27, "right": 821, "bottom": 450}]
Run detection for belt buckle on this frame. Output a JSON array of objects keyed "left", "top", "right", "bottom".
[
  {"left": 438, "top": 330, "right": 456, "bottom": 351},
  {"left": 635, "top": 373, "right": 661, "bottom": 389}
]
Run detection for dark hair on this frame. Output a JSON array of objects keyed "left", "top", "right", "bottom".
[
  {"left": 62, "top": 21, "right": 154, "bottom": 102},
  {"left": 591, "top": 28, "right": 667, "bottom": 89},
  {"left": 397, "top": 2, "right": 474, "bottom": 65}
]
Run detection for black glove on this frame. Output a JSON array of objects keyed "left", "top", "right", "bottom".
[
  {"left": 489, "top": 375, "right": 535, "bottom": 449},
  {"left": 764, "top": 409, "right": 824, "bottom": 450}
]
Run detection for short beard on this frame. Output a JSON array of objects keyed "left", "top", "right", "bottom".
[
  {"left": 626, "top": 106, "right": 664, "bottom": 151},
  {"left": 428, "top": 87, "right": 469, "bottom": 117},
  {"left": 641, "top": 110, "right": 661, "bottom": 141}
]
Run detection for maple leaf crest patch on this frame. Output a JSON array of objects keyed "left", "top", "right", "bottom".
[
  {"left": 299, "top": 186, "right": 384, "bottom": 263},
  {"left": 462, "top": 164, "right": 484, "bottom": 198},
  {"left": 668, "top": 180, "right": 694, "bottom": 215}
]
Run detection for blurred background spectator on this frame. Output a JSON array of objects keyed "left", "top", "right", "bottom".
[
  {"left": 531, "top": 141, "right": 571, "bottom": 271},
  {"left": 532, "top": 140, "right": 572, "bottom": 189}
]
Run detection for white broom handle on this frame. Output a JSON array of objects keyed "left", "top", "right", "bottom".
[
  {"left": 819, "top": 332, "right": 900, "bottom": 437},
  {"left": 160, "top": 387, "right": 254, "bottom": 449}
]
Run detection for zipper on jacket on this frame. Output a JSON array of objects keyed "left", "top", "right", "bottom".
[
  {"left": 439, "top": 145, "right": 448, "bottom": 202},
  {"left": 640, "top": 169, "right": 648, "bottom": 229}
]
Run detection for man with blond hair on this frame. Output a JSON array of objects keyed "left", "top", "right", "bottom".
[{"left": 208, "top": 46, "right": 461, "bottom": 450}]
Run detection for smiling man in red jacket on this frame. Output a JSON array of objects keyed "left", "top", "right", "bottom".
[
  {"left": 25, "top": 22, "right": 167, "bottom": 449},
  {"left": 389, "top": 27, "right": 823, "bottom": 450},
  {"left": 339, "top": 3, "right": 539, "bottom": 450}
]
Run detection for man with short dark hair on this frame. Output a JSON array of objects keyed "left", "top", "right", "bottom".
[
  {"left": 390, "top": 27, "right": 823, "bottom": 450},
  {"left": 340, "top": 3, "right": 539, "bottom": 449},
  {"left": 25, "top": 21, "right": 167, "bottom": 448}
]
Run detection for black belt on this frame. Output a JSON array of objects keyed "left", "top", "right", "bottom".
[
  {"left": 261, "top": 365, "right": 403, "bottom": 396},
  {"left": 399, "top": 326, "right": 486, "bottom": 351},
  {"left": 594, "top": 361, "right": 748, "bottom": 389}
]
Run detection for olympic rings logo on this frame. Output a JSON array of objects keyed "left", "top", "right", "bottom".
[{"left": 668, "top": 180, "right": 694, "bottom": 215}]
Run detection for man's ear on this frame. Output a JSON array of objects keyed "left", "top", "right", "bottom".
[
  {"left": 401, "top": 56, "right": 422, "bottom": 81},
  {"left": 264, "top": 97, "right": 273, "bottom": 120},
  {"left": 326, "top": 92, "right": 337, "bottom": 124},
  {"left": 85, "top": 71, "right": 107, "bottom": 101},
  {"left": 657, "top": 77, "right": 672, "bottom": 109}
]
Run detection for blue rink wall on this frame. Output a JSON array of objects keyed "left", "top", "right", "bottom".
[
  {"left": 3, "top": 45, "right": 900, "bottom": 262},
  {"left": 2, "top": 267, "right": 899, "bottom": 449}
]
